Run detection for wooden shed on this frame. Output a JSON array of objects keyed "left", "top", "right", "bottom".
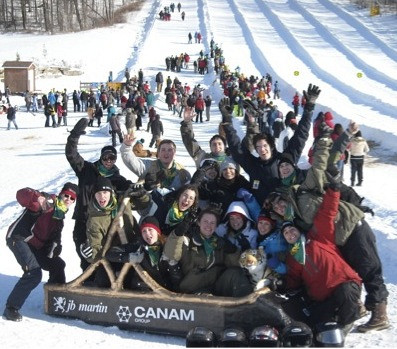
[{"left": 2, "top": 61, "right": 36, "bottom": 93}]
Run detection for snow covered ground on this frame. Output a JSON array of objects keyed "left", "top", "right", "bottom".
[{"left": 0, "top": 0, "right": 396, "bottom": 347}]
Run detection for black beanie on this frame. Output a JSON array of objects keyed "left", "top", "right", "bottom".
[
  {"left": 94, "top": 176, "right": 113, "bottom": 193},
  {"left": 101, "top": 145, "right": 117, "bottom": 159},
  {"left": 278, "top": 153, "right": 295, "bottom": 168},
  {"left": 280, "top": 221, "right": 295, "bottom": 234}
]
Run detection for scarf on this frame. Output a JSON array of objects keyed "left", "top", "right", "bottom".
[
  {"left": 52, "top": 197, "right": 69, "bottom": 220},
  {"left": 146, "top": 243, "right": 162, "bottom": 266},
  {"left": 212, "top": 153, "right": 226, "bottom": 164},
  {"left": 96, "top": 162, "right": 118, "bottom": 178},
  {"left": 93, "top": 194, "right": 118, "bottom": 219},
  {"left": 281, "top": 170, "right": 297, "bottom": 187},
  {"left": 158, "top": 160, "right": 178, "bottom": 188},
  {"left": 201, "top": 234, "right": 218, "bottom": 258},
  {"left": 166, "top": 201, "right": 188, "bottom": 226},
  {"left": 289, "top": 235, "right": 306, "bottom": 265}
]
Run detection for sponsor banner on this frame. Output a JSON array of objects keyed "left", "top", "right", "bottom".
[{"left": 46, "top": 290, "right": 225, "bottom": 336}]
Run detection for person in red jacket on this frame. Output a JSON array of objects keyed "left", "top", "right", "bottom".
[
  {"left": 281, "top": 186, "right": 362, "bottom": 331},
  {"left": 194, "top": 94, "right": 205, "bottom": 123},
  {"left": 3, "top": 182, "right": 78, "bottom": 322}
]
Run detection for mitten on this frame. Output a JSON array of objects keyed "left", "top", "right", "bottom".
[
  {"left": 80, "top": 241, "right": 93, "bottom": 260},
  {"left": 70, "top": 118, "right": 88, "bottom": 137},
  {"left": 144, "top": 172, "right": 159, "bottom": 191},
  {"left": 359, "top": 205, "right": 375, "bottom": 216},
  {"left": 218, "top": 98, "right": 233, "bottom": 123},
  {"left": 128, "top": 250, "right": 144, "bottom": 264},
  {"left": 268, "top": 278, "right": 286, "bottom": 292},
  {"left": 325, "top": 170, "right": 342, "bottom": 191},
  {"left": 302, "top": 84, "right": 321, "bottom": 111},
  {"left": 128, "top": 183, "right": 147, "bottom": 198},
  {"left": 237, "top": 188, "right": 253, "bottom": 202}
]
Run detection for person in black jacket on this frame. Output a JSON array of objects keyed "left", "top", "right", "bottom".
[
  {"left": 219, "top": 84, "right": 321, "bottom": 205},
  {"left": 65, "top": 118, "right": 133, "bottom": 271},
  {"left": 3, "top": 183, "right": 78, "bottom": 322}
]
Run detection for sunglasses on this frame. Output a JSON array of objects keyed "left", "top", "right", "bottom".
[
  {"left": 63, "top": 194, "right": 76, "bottom": 202},
  {"left": 102, "top": 155, "right": 117, "bottom": 162}
]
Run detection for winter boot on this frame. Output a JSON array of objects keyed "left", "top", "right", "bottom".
[
  {"left": 3, "top": 306, "right": 23, "bottom": 322},
  {"left": 358, "top": 300, "right": 369, "bottom": 319},
  {"left": 357, "top": 302, "right": 390, "bottom": 332},
  {"left": 357, "top": 181, "right": 362, "bottom": 186},
  {"left": 351, "top": 180, "right": 355, "bottom": 187}
]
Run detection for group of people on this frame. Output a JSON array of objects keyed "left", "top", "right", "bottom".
[{"left": 3, "top": 34, "right": 387, "bottom": 342}]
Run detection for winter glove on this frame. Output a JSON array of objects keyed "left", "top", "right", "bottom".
[
  {"left": 237, "top": 188, "right": 253, "bottom": 202},
  {"left": 359, "top": 205, "right": 375, "bottom": 216},
  {"left": 325, "top": 169, "right": 342, "bottom": 191},
  {"left": 70, "top": 118, "right": 88, "bottom": 137},
  {"left": 236, "top": 235, "right": 251, "bottom": 251},
  {"left": 144, "top": 172, "right": 159, "bottom": 191},
  {"left": 218, "top": 97, "right": 233, "bottom": 123},
  {"left": 175, "top": 210, "right": 198, "bottom": 236},
  {"left": 128, "top": 249, "right": 144, "bottom": 264},
  {"left": 80, "top": 241, "right": 93, "bottom": 260},
  {"left": 167, "top": 260, "right": 183, "bottom": 291},
  {"left": 302, "top": 84, "right": 321, "bottom": 111},
  {"left": 46, "top": 242, "right": 62, "bottom": 258},
  {"left": 268, "top": 278, "right": 286, "bottom": 292},
  {"left": 127, "top": 183, "right": 147, "bottom": 198}
]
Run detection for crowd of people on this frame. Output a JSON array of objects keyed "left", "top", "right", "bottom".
[{"left": 2, "top": 7, "right": 387, "bottom": 343}]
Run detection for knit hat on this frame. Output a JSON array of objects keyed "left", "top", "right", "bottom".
[
  {"left": 278, "top": 153, "right": 295, "bottom": 168},
  {"left": 220, "top": 159, "right": 237, "bottom": 173},
  {"left": 140, "top": 216, "right": 162, "bottom": 235},
  {"left": 280, "top": 221, "right": 295, "bottom": 234},
  {"left": 93, "top": 176, "right": 113, "bottom": 193},
  {"left": 257, "top": 213, "right": 276, "bottom": 228},
  {"left": 60, "top": 182, "right": 79, "bottom": 200},
  {"left": 101, "top": 145, "right": 117, "bottom": 160}
]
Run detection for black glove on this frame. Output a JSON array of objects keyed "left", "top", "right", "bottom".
[
  {"left": 174, "top": 212, "right": 196, "bottom": 236},
  {"left": 303, "top": 84, "right": 321, "bottom": 110},
  {"left": 144, "top": 172, "right": 159, "bottom": 191},
  {"left": 127, "top": 183, "right": 147, "bottom": 198},
  {"left": 80, "top": 241, "right": 93, "bottom": 260},
  {"left": 268, "top": 278, "right": 286, "bottom": 292},
  {"left": 218, "top": 98, "right": 233, "bottom": 123},
  {"left": 359, "top": 205, "right": 375, "bottom": 216},
  {"left": 70, "top": 118, "right": 88, "bottom": 137},
  {"left": 325, "top": 170, "right": 342, "bottom": 191},
  {"left": 167, "top": 261, "right": 183, "bottom": 291}
]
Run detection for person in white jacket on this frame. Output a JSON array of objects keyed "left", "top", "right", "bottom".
[
  {"left": 349, "top": 130, "right": 369, "bottom": 186},
  {"left": 216, "top": 201, "right": 258, "bottom": 251}
]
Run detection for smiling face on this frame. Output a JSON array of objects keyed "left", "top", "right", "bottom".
[
  {"left": 257, "top": 219, "right": 273, "bottom": 236},
  {"left": 210, "top": 138, "right": 225, "bottom": 156},
  {"left": 222, "top": 167, "right": 236, "bottom": 180},
  {"left": 272, "top": 198, "right": 288, "bottom": 216},
  {"left": 101, "top": 154, "right": 117, "bottom": 170},
  {"left": 198, "top": 212, "right": 218, "bottom": 238},
  {"left": 255, "top": 139, "right": 272, "bottom": 161},
  {"left": 141, "top": 227, "right": 159, "bottom": 245},
  {"left": 229, "top": 213, "right": 245, "bottom": 231},
  {"left": 94, "top": 190, "right": 111, "bottom": 207},
  {"left": 157, "top": 142, "right": 176, "bottom": 168},
  {"left": 178, "top": 189, "right": 196, "bottom": 212},
  {"left": 282, "top": 225, "right": 301, "bottom": 244},
  {"left": 279, "top": 162, "right": 295, "bottom": 178}
]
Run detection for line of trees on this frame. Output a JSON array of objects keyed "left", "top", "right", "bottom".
[{"left": 0, "top": 0, "right": 144, "bottom": 33}]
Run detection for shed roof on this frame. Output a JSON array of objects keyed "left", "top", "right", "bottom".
[{"left": 2, "top": 61, "right": 35, "bottom": 69}]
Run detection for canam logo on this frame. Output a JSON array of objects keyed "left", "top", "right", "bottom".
[{"left": 134, "top": 306, "right": 194, "bottom": 322}]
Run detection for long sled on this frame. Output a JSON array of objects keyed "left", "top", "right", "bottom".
[{"left": 44, "top": 195, "right": 294, "bottom": 338}]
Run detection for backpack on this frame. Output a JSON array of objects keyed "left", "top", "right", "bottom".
[{"left": 186, "top": 94, "right": 196, "bottom": 107}]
